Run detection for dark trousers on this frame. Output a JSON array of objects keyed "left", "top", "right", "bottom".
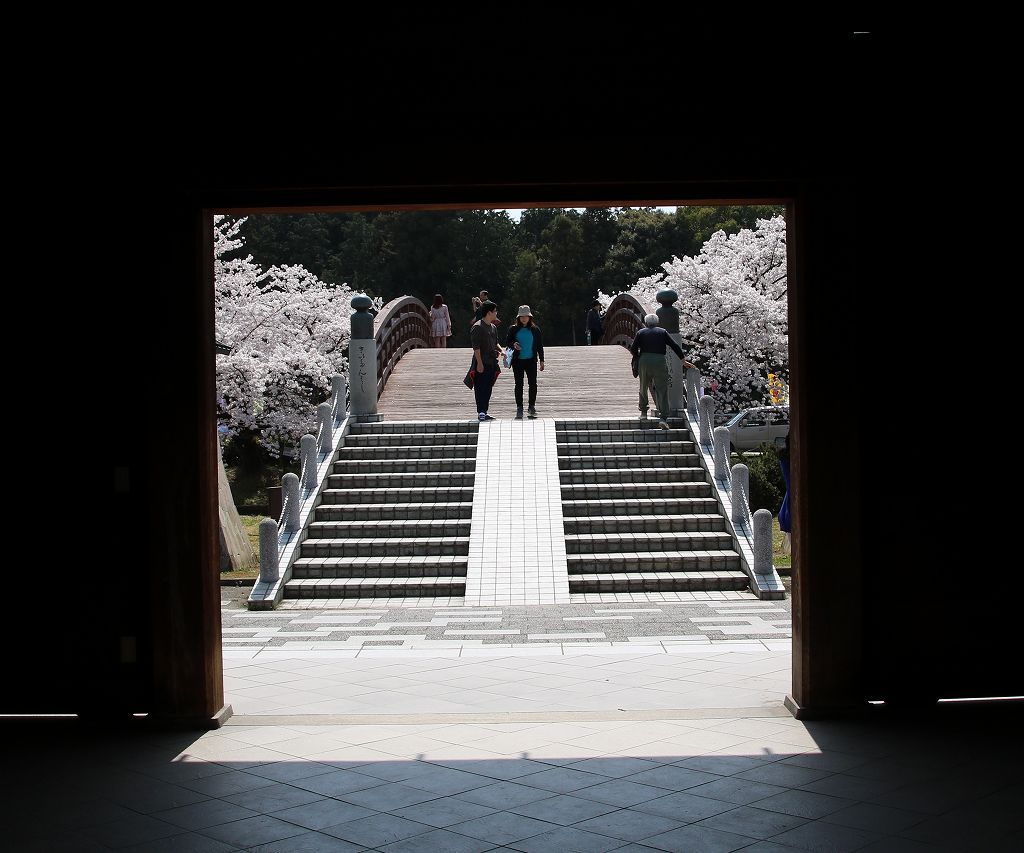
[
  {"left": 512, "top": 358, "right": 538, "bottom": 408},
  {"left": 473, "top": 364, "right": 498, "bottom": 414}
]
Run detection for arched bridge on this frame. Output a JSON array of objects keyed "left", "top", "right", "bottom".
[{"left": 247, "top": 296, "right": 784, "bottom": 610}]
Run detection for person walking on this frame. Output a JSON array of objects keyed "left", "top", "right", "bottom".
[
  {"left": 629, "top": 313, "right": 695, "bottom": 429},
  {"left": 429, "top": 294, "right": 452, "bottom": 348},
  {"left": 470, "top": 301, "right": 503, "bottom": 421},
  {"left": 471, "top": 290, "right": 489, "bottom": 323},
  {"left": 506, "top": 305, "right": 545, "bottom": 419},
  {"left": 778, "top": 436, "right": 791, "bottom": 554},
  {"left": 586, "top": 300, "right": 603, "bottom": 345}
]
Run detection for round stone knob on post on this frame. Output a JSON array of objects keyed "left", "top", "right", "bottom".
[
  {"left": 752, "top": 508, "right": 773, "bottom": 574},
  {"left": 300, "top": 434, "right": 318, "bottom": 491},
  {"left": 331, "top": 374, "right": 348, "bottom": 421},
  {"left": 282, "top": 472, "right": 300, "bottom": 533},
  {"left": 656, "top": 290, "right": 684, "bottom": 418},
  {"left": 258, "top": 518, "right": 280, "bottom": 584},
  {"left": 713, "top": 426, "right": 731, "bottom": 481},
  {"left": 349, "top": 296, "right": 378, "bottom": 416},
  {"left": 698, "top": 395, "right": 715, "bottom": 446},
  {"left": 317, "top": 403, "right": 332, "bottom": 453},
  {"left": 731, "top": 464, "right": 750, "bottom": 525}
]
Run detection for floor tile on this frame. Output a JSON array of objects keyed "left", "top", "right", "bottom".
[
  {"left": 199, "top": 814, "right": 310, "bottom": 848},
  {"left": 448, "top": 811, "right": 558, "bottom": 845},
  {"left": 322, "top": 812, "right": 435, "bottom": 847}
]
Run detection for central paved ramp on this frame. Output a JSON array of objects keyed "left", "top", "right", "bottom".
[
  {"left": 378, "top": 346, "right": 639, "bottom": 421},
  {"left": 466, "top": 419, "right": 571, "bottom": 607}
]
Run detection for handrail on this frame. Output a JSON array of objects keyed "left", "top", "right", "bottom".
[
  {"left": 373, "top": 296, "right": 431, "bottom": 398},
  {"left": 598, "top": 292, "right": 647, "bottom": 347},
  {"left": 252, "top": 372, "right": 350, "bottom": 602},
  {"left": 682, "top": 373, "right": 785, "bottom": 599}
]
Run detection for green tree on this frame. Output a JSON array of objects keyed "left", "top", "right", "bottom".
[
  {"left": 676, "top": 205, "right": 784, "bottom": 247},
  {"left": 598, "top": 207, "right": 677, "bottom": 294}
]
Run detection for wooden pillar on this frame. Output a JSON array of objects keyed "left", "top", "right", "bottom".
[
  {"left": 147, "top": 201, "right": 228, "bottom": 726},
  {"left": 786, "top": 180, "right": 866, "bottom": 717}
]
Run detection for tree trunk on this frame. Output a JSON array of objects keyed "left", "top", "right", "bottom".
[{"left": 218, "top": 436, "right": 256, "bottom": 571}]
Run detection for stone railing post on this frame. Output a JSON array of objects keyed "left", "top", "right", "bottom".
[
  {"left": 300, "top": 434, "right": 317, "bottom": 491},
  {"left": 331, "top": 374, "right": 347, "bottom": 422},
  {"left": 713, "top": 426, "right": 730, "bottom": 481},
  {"left": 656, "top": 289, "right": 684, "bottom": 418},
  {"left": 282, "top": 472, "right": 300, "bottom": 533},
  {"left": 317, "top": 403, "right": 332, "bottom": 453},
  {"left": 753, "top": 508, "right": 773, "bottom": 574},
  {"left": 686, "top": 367, "right": 700, "bottom": 417},
  {"left": 349, "top": 295, "right": 378, "bottom": 416},
  {"left": 731, "top": 463, "right": 750, "bottom": 526},
  {"left": 698, "top": 395, "right": 715, "bottom": 446},
  {"left": 258, "top": 518, "right": 280, "bottom": 584}
]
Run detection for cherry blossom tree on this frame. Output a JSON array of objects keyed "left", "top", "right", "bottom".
[
  {"left": 598, "top": 216, "right": 787, "bottom": 416},
  {"left": 214, "top": 215, "right": 379, "bottom": 456}
]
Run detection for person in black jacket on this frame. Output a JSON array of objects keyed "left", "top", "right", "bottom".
[
  {"left": 586, "top": 300, "right": 603, "bottom": 345},
  {"left": 629, "top": 313, "right": 695, "bottom": 428},
  {"left": 506, "top": 305, "right": 545, "bottom": 419}
]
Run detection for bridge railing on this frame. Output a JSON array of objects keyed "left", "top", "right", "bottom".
[
  {"left": 688, "top": 384, "right": 785, "bottom": 599},
  {"left": 248, "top": 372, "right": 351, "bottom": 610},
  {"left": 374, "top": 296, "right": 431, "bottom": 399},
  {"left": 598, "top": 293, "right": 647, "bottom": 347}
]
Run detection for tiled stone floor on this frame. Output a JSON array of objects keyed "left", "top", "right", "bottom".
[
  {"left": 24, "top": 593, "right": 1009, "bottom": 850},
  {"left": 221, "top": 598, "right": 792, "bottom": 653},
  {"left": 7, "top": 708, "right": 1021, "bottom": 851},
  {"left": 224, "top": 646, "right": 793, "bottom": 717}
]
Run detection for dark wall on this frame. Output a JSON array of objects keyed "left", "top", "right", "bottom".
[{"left": 6, "top": 31, "right": 1014, "bottom": 719}]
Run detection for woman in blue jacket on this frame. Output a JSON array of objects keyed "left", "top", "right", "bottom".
[{"left": 506, "top": 305, "right": 545, "bottom": 419}]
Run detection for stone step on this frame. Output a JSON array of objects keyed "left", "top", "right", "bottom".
[
  {"left": 568, "top": 570, "right": 750, "bottom": 593},
  {"left": 557, "top": 418, "right": 688, "bottom": 430},
  {"left": 338, "top": 444, "right": 479, "bottom": 459},
  {"left": 332, "top": 457, "right": 476, "bottom": 474},
  {"left": 291, "top": 555, "right": 469, "bottom": 577},
  {"left": 348, "top": 421, "right": 480, "bottom": 435},
  {"left": 344, "top": 432, "right": 477, "bottom": 447},
  {"left": 558, "top": 441, "right": 696, "bottom": 456},
  {"left": 313, "top": 502, "right": 471, "bottom": 521},
  {"left": 300, "top": 536, "right": 470, "bottom": 558},
  {"left": 566, "top": 550, "right": 742, "bottom": 573},
  {"left": 561, "top": 482, "right": 713, "bottom": 500},
  {"left": 563, "top": 514, "right": 727, "bottom": 534},
  {"left": 284, "top": 576, "right": 466, "bottom": 599},
  {"left": 562, "top": 497, "right": 720, "bottom": 517},
  {"left": 559, "top": 454, "right": 700, "bottom": 470},
  {"left": 309, "top": 519, "right": 471, "bottom": 538},
  {"left": 326, "top": 471, "right": 474, "bottom": 489},
  {"left": 557, "top": 428, "right": 691, "bottom": 443},
  {"left": 565, "top": 531, "right": 735, "bottom": 554},
  {"left": 320, "top": 486, "right": 474, "bottom": 504},
  {"left": 558, "top": 467, "right": 707, "bottom": 484}
]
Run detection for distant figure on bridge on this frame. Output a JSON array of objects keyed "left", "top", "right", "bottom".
[
  {"left": 471, "top": 290, "right": 489, "bottom": 323},
  {"left": 470, "top": 301, "right": 503, "bottom": 421},
  {"left": 506, "top": 305, "right": 545, "bottom": 419},
  {"left": 586, "top": 300, "right": 603, "bottom": 345},
  {"left": 630, "top": 313, "right": 696, "bottom": 429},
  {"left": 429, "top": 294, "right": 452, "bottom": 348}
]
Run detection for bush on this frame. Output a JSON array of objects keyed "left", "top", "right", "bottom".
[{"left": 734, "top": 443, "right": 786, "bottom": 515}]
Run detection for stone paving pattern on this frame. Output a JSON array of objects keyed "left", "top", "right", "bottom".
[{"left": 224, "top": 595, "right": 791, "bottom": 652}]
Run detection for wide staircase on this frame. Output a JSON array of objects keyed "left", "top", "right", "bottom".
[
  {"left": 284, "top": 420, "right": 478, "bottom": 600},
  {"left": 558, "top": 418, "right": 748, "bottom": 595}
]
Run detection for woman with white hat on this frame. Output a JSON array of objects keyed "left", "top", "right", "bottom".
[{"left": 505, "top": 305, "right": 545, "bottom": 419}]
